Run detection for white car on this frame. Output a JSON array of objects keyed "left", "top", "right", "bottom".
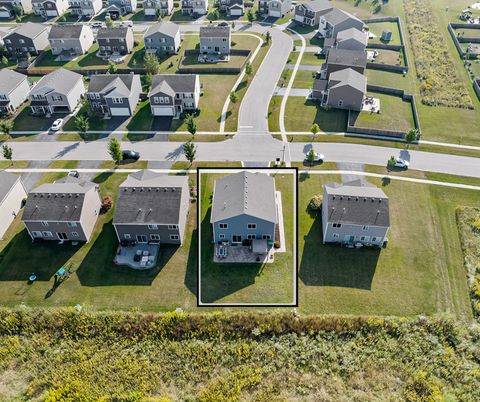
[
  {"left": 305, "top": 151, "right": 325, "bottom": 162},
  {"left": 394, "top": 158, "right": 410, "bottom": 169},
  {"left": 50, "top": 119, "right": 64, "bottom": 131}
]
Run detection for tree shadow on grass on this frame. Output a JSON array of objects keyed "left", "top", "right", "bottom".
[
  {"left": 299, "top": 214, "right": 379, "bottom": 290},
  {"left": 184, "top": 227, "right": 198, "bottom": 297}
]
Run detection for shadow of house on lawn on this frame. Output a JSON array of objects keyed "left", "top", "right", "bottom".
[
  {"left": 0, "top": 230, "right": 80, "bottom": 282},
  {"left": 184, "top": 227, "right": 198, "bottom": 297},
  {"left": 299, "top": 212, "right": 379, "bottom": 290}
]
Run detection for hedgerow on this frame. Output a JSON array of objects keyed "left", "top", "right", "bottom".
[
  {"left": 0, "top": 309, "right": 479, "bottom": 400},
  {"left": 404, "top": 0, "right": 474, "bottom": 109}
]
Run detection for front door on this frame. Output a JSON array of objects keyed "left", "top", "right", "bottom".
[
  {"left": 232, "top": 235, "right": 242, "bottom": 243},
  {"left": 57, "top": 232, "right": 68, "bottom": 240},
  {"left": 112, "top": 46, "right": 119, "bottom": 53},
  {"left": 137, "top": 235, "right": 148, "bottom": 243}
]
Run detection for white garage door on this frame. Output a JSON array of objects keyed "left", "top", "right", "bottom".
[
  {"left": 110, "top": 108, "right": 130, "bottom": 116},
  {"left": 0, "top": 11, "right": 11, "bottom": 18},
  {"left": 269, "top": 10, "right": 281, "bottom": 18},
  {"left": 144, "top": 8, "right": 155, "bottom": 15},
  {"left": 230, "top": 9, "right": 242, "bottom": 16},
  {"left": 152, "top": 106, "right": 175, "bottom": 116},
  {"left": 46, "top": 10, "right": 58, "bottom": 17}
]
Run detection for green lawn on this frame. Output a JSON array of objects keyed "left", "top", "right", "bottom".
[
  {"left": 63, "top": 106, "right": 108, "bottom": 131},
  {"left": 352, "top": 92, "right": 415, "bottom": 132},
  {"left": 34, "top": 160, "right": 79, "bottom": 186},
  {"left": 454, "top": 28, "right": 480, "bottom": 39},
  {"left": 268, "top": 96, "right": 281, "bottom": 132},
  {"left": 199, "top": 171, "right": 296, "bottom": 304},
  {"left": 171, "top": 161, "right": 242, "bottom": 170},
  {"left": 292, "top": 70, "right": 316, "bottom": 89},
  {"left": 367, "top": 21, "right": 403, "bottom": 46},
  {"left": 371, "top": 49, "right": 405, "bottom": 66},
  {"left": 365, "top": 69, "right": 413, "bottom": 91},
  {"left": 299, "top": 52, "right": 324, "bottom": 66}
]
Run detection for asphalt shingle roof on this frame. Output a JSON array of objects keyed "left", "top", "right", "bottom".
[
  {"left": 337, "top": 27, "right": 367, "bottom": 46},
  {"left": 324, "top": 8, "right": 363, "bottom": 26},
  {"left": 329, "top": 68, "right": 366, "bottom": 93},
  {"left": 0, "top": 171, "right": 21, "bottom": 204},
  {"left": 7, "top": 22, "right": 48, "bottom": 39},
  {"left": 301, "top": 0, "right": 333, "bottom": 13},
  {"left": 97, "top": 27, "right": 129, "bottom": 39},
  {"left": 200, "top": 25, "right": 230, "bottom": 38},
  {"left": 149, "top": 74, "right": 198, "bottom": 96},
  {"left": 0, "top": 69, "right": 27, "bottom": 95},
  {"left": 48, "top": 24, "right": 87, "bottom": 40},
  {"left": 88, "top": 74, "right": 136, "bottom": 97},
  {"left": 31, "top": 68, "right": 83, "bottom": 96},
  {"left": 145, "top": 21, "right": 179, "bottom": 38},
  {"left": 326, "top": 48, "right": 367, "bottom": 68},
  {"left": 210, "top": 171, "right": 277, "bottom": 224}
]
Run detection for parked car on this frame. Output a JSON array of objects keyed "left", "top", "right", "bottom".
[
  {"left": 120, "top": 20, "right": 133, "bottom": 27},
  {"left": 50, "top": 118, "right": 64, "bottom": 131},
  {"left": 394, "top": 158, "right": 410, "bottom": 169},
  {"left": 122, "top": 150, "right": 140, "bottom": 161},
  {"left": 68, "top": 170, "right": 79, "bottom": 178},
  {"left": 305, "top": 151, "right": 325, "bottom": 163}
]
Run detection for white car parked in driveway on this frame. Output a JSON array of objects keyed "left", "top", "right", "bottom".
[
  {"left": 305, "top": 150, "right": 325, "bottom": 162},
  {"left": 50, "top": 118, "right": 64, "bottom": 132},
  {"left": 394, "top": 158, "right": 410, "bottom": 169}
]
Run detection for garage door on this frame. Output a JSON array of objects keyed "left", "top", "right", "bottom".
[
  {"left": 46, "top": 10, "right": 58, "bottom": 17},
  {"left": 230, "top": 8, "right": 242, "bottom": 16},
  {"left": 110, "top": 108, "right": 130, "bottom": 116},
  {"left": 269, "top": 10, "right": 281, "bottom": 18},
  {"left": 144, "top": 8, "right": 155, "bottom": 15},
  {"left": 152, "top": 106, "right": 175, "bottom": 116},
  {"left": 0, "top": 11, "right": 12, "bottom": 18}
]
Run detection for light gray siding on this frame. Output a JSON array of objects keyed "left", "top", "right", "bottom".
[
  {"left": 0, "top": 179, "right": 27, "bottom": 240},
  {"left": 144, "top": 30, "right": 180, "bottom": 55},
  {"left": 326, "top": 85, "right": 364, "bottom": 111}
]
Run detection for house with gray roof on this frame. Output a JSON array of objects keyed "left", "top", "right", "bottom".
[
  {"left": 32, "top": 0, "right": 69, "bottom": 17},
  {"left": 113, "top": 170, "right": 190, "bottom": 245},
  {"left": 106, "top": 0, "right": 137, "bottom": 18},
  {"left": 294, "top": 0, "right": 332, "bottom": 27},
  {"left": 0, "top": 69, "right": 30, "bottom": 115},
  {"left": 210, "top": 171, "right": 278, "bottom": 245},
  {"left": 181, "top": 0, "right": 207, "bottom": 16},
  {"left": 48, "top": 24, "right": 94, "bottom": 57},
  {"left": 29, "top": 68, "right": 85, "bottom": 115},
  {"left": 97, "top": 27, "right": 134, "bottom": 57},
  {"left": 144, "top": 21, "right": 180, "bottom": 55},
  {"left": 312, "top": 67, "right": 366, "bottom": 111},
  {"left": 3, "top": 22, "right": 49, "bottom": 57},
  {"left": 318, "top": 7, "right": 364, "bottom": 38},
  {"left": 320, "top": 47, "right": 367, "bottom": 78},
  {"left": 323, "top": 27, "right": 367, "bottom": 54},
  {"left": 0, "top": 171, "right": 27, "bottom": 240},
  {"left": 259, "top": 0, "right": 291, "bottom": 18},
  {"left": 22, "top": 176, "right": 102, "bottom": 243},
  {"left": 68, "top": 0, "right": 102, "bottom": 18},
  {"left": 148, "top": 74, "right": 200, "bottom": 118},
  {"left": 322, "top": 180, "right": 390, "bottom": 247},
  {"left": 199, "top": 25, "right": 231, "bottom": 55},
  {"left": 143, "top": 0, "right": 173, "bottom": 16},
  {"left": 219, "top": 0, "right": 243, "bottom": 16},
  {"left": 0, "top": 0, "right": 32, "bottom": 18},
  {"left": 87, "top": 74, "right": 141, "bottom": 117}
]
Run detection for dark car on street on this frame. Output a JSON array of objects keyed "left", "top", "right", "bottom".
[{"left": 122, "top": 150, "right": 140, "bottom": 161}]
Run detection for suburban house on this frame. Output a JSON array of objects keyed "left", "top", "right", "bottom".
[
  {"left": 312, "top": 68, "right": 366, "bottom": 111},
  {"left": 22, "top": 176, "right": 102, "bottom": 243},
  {"left": 320, "top": 48, "right": 367, "bottom": 78},
  {"left": 31, "top": 0, "right": 69, "bottom": 17},
  {"left": 29, "top": 68, "right": 85, "bottom": 115},
  {"left": 144, "top": 21, "right": 180, "bottom": 55},
  {"left": 0, "top": 171, "right": 27, "bottom": 240},
  {"left": 323, "top": 27, "right": 368, "bottom": 54},
  {"left": 294, "top": 0, "right": 332, "bottom": 27},
  {"left": 3, "top": 22, "right": 49, "bottom": 57},
  {"left": 210, "top": 171, "right": 278, "bottom": 245},
  {"left": 148, "top": 74, "right": 200, "bottom": 118},
  {"left": 0, "top": 69, "right": 30, "bottom": 115},
  {"left": 258, "top": 0, "right": 292, "bottom": 18},
  {"left": 199, "top": 25, "right": 231, "bottom": 55},
  {"left": 87, "top": 74, "right": 142, "bottom": 117},
  {"left": 322, "top": 180, "right": 390, "bottom": 247},
  {"left": 181, "top": 0, "right": 207, "bottom": 16},
  {"left": 68, "top": 0, "right": 102, "bottom": 17},
  {"left": 143, "top": 0, "right": 173, "bottom": 16},
  {"left": 48, "top": 24, "right": 94, "bottom": 57},
  {"left": 0, "top": 0, "right": 32, "bottom": 18},
  {"left": 96, "top": 27, "right": 134, "bottom": 57},
  {"left": 106, "top": 0, "right": 137, "bottom": 18},
  {"left": 113, "top": 170, "right": 190, "bottom": 245},
  {"left": 219, "top": 0, "right": 243, "bottom": 16},
  {"left": 317, "top": 7, "right": 364, "bottom": 38}
]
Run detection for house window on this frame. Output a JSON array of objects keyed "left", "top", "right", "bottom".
[
  {"left": 41, "top": 221, "right": 49, "bottom": 227},
  {"left": 112, "top": 98, "right": 123, "bottom": 104},
  {"left": 247, "top": 223, "right": 257, "bottom": 229},
  {"left": 168, "top": 225, "right": 178, "bottom": 230},
  {"left": 124, "top": 234, "right": 131, "bottom": 239},
  {"left": 372, "top": 237, "right": 377, "bottom": 242},
  {"left": 338, "top": 100, "right": 344, "bottom": 107},
  {"left": 332, "top": 223, "right": 342, "bottom": 228},
  {"left": 42, "top": 231, "right": 52, "bottom": 237},
  {"left": 170, "top": 234, "right": 179, "bottom": 240},
  {"left": 362, "top": 226, "right": 369, "bottom": 231},
  {"left": 67, "top": 222, "right": 77, "bottom": 227},
  {"left": 52, "top": 95, "right": 63, "bottom": 101},
  {"left": 262, "top": 234, "right": 271, "bottom": 240},
  {"left": 32, "top": 231, "right": 42, "bottom": 238},
  {"left": 247, "top": 234, "right": 256, "bottom": 240},
  {"left": 95, "top": 93, "right": 100, "bottom": 99},
  {"left": 72, "top": 232, "right": 79, "bottom": 237},
  {"left": 150, "top": 234, "right": 160, "bottom": 241},
  {"left": 333, "top": 233, "right": 339, "bottom": 239},
  {"left": 159, "top": 97, "right": 164, "bottom": 104},
  {"left": 219, "top": 234, "right": 225, "bottom": 239},
  {"left": 148, "top": 224, "right": 158, "bottom": 230},
  {"left": 219, "top": 223, "right": 228, "bottom": 229}
]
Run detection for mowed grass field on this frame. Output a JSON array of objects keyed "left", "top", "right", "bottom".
[{"left": 198, "top": 171, "right": 296, "bottom": 304}]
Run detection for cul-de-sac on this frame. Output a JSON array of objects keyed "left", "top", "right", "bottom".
[{"left": 0, "top": 0, "right": 480, "bottom": 399}]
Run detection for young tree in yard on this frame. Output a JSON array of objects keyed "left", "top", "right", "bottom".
[
  {"left": 245, "top": 61, "right": 253, "bottom": 78},
  {"left": 387, "top": 155, "right": 396, "bottom": 170},
  {"left": 108, "top": 138, "right": 122, "bottom": 165},
  {"left": 183, "top": 141, "right": 196, "bottom": 165},
  {"left": 265, "top": 31, "right": 271, "bottom": 45},
  {"left": 185, "top": 114, "right": 197, "bottom": 135},
  {"left": 144, "top": 52, "right": 160, "bottom": 75},
  {"left": 108, "top": 60, "right": 117, "bottom": 74},
  {"left": 405, "top": 128, "right": 418, "bottom": 148},
  {"left": 231, "top": 21, "right": 235, "bottom": 30},
  {"left": 75, "top": 114, "right": 89, "bottom": 134},
  {"left": 1, "top": 144, "right": 13, "bottom": 165},
  {"left": 211, "top": 9, "right": 220, "bottom": 20},
  {"left": 306, "top": 148, "right": 316, "bottom": 166},
  {"left": 144, "top": 73, "right": 153, "bottom": 91},
  {"left": 310, "top": 123, "right": 319, "bottom": 140},
  {"left": 230, "top": 91, "right": 238, "bottom": 103},
  {"left": 247, "top": 8, "right": 254, "bottom": 23},
  {"left": 0, "top": 119, "right": 13, "bottom": 135},
  {"left": 105, "top": 16, "right": 113, "bottom": 28}
]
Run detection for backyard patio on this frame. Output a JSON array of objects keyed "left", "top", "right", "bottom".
[
  {"left": 214, "top": 241, "right": 275, "bottom": 264},
  {"left": 114, "top": 243, "right": 159, "bottom": 270}
]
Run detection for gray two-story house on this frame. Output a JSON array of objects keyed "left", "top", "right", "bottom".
[
  {"left": 29, "top": 68, "right": 85, "bottom": 115},
  {"left": 181, "top": 0, "right": 207, "bottom": 16},
  {"left": 113, "top": 170, "right": 190, "bottom": 245},
  {"left": 294, "top": 0, "right": 332, "bottom": 27},
  {"left": 144, "top": 21, "right": 180, "bottom": 55},
  {"left": 22, "top": 176, "right": 102, "bottom": 243},
  {"left": 97, "top": 27, "right": 134, "bottom": 57},
  {"left": 32, "top": 0, "right": 69, "bottom": 17},
  {"left": 210, "top": 171, "right": 278, "bottom": 244},
  {"left": 148, "top": 74, "right": 200, "bottom": 118},
  {"left": 0, "top": 0, "right": 32, "bottom": 18},
  {"left": 68, "top": 0, "right": 102, "bottom": 17},
  {"left": 320, "top": 48, "right": 367, "bottom": 78},
  {"left": 323, "top": 27, "right": 368, "bottom": 54},
  {"left": 199, "top": 25, "right": 231, "bottom": 55},
  {"left": 3, "top": 22, "right": 49, "bottom": 57},
  {"left": 0, "top": 171, "right": 27, "bottom": 240},
  {"left": 143, "top": 0, "right": 172, "bottom": 16},
  {"left": 106, "top": 0, "right": 136, "bottom": 17},
  {"left": 318, "top": 7, "right": 364, "bottom": 38},
  {"left": 322, "top": 180, "right": 390, "bottom": 247},
  {"left": 219, "top": 0, "right": 243, "bottom": 16},
  {"left": 0, "top": 69, "right": 30, "bottom": 115},
  {"left": 258, "top": 0, "right": 291, "bottom": 18},
  {"left": 87, "top": 74, "right": 142, "bottom": 117},
  {"left": 48, "top": 24, "right": 94, "bottom": 57}
]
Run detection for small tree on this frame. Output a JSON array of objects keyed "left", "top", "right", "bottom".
[
  {"left": 1, "top": 144, "right": 13, "bottom": 165},
  {"left": 155, "top": 9, "right": 163, "bottom": 21},
  {"left": 185, "top": 114, "right": 197, "bottom": 135},
  {"left": 108, "top": 138, "right": 122, "bottom": 165},
  {"left": 387, "top": 155, "right": 396, "bottom": 170},
  {"left": 144, "top": 73, "right": 153, "bottom": 91},
  {"left": 107, "top": 60, "right": 117, "bottom": 74},
  {"left": 247, "top": 8, "right": 254, "bottom": 23},
  {"left": 144, "top": 52, "right": 160, "bottom": 75},
  {"left": 265, "top": 31, "right": 271, "bottom": 45},
  {"left": 58, "top": 15, "right": 66, "bottom": 22},
  {"left": 230, "top": 91, "right": 238, "bottom": 103},
  {"left": 405, "top": 128, "right": 417, "bottom": 148},
  {"left": 74, "top": 114, "right": 89, "bottom": 134},
  {"left": 210, "top": 9, "right": 220, "bottom": 20},
  {"left": 245, "top": 61, "right": 253, "bottom": 78},
  {"left": 183, "top": 141, "right": 197, "bottom": 165},
  {"left": 308, "top": 194, "right": 322, "bottom": 211},
  {"left": 0, "top": 119, "right": 14, "bottom": 135},
  {"left": 306, "top": 149, "right": 316, "bottom": 166},
  {"left": 310, "top": 123, "right": 319, "bottom": 140},
  {"left": 0, "top": 56, "right": 7, "bottom": 66},
  {"left": 231, "top": 21, "right": 235, "bottom": 30},
  {"left": 105, "top": 16, "right": 113, "bottom": 28}
]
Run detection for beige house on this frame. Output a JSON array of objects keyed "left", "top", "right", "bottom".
[{"left": 0, "top": 171, "right": 27, "bottom": 240}]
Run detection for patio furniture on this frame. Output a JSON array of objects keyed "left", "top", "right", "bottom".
[
  {"left": 142, "top": 251, "right": 149, "bottom": 256},
  {"left": 136, "top": 249, "right": 142, "bottom": 256},
  {"left": 29, "top": 274, "right": 37, "bottom": 282}
]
